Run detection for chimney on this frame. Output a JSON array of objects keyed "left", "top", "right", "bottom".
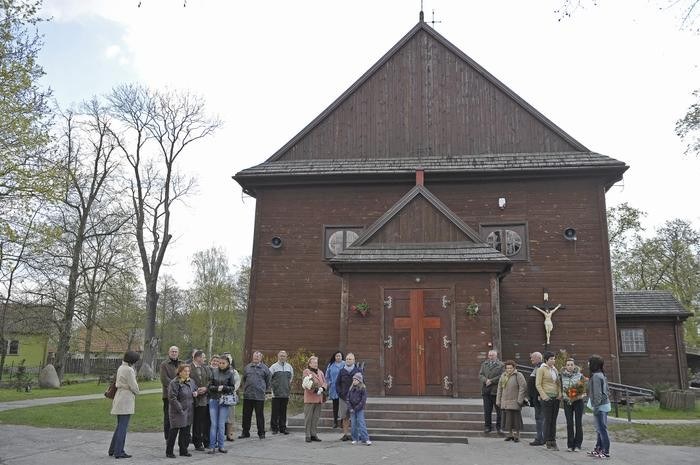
[{"left": 416, "top": 169, "right": 424, "bottom": 186}]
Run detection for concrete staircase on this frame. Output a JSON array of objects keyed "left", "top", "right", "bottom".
[{"left": 287, "top": 397, "right": 536, "bottom": 444}]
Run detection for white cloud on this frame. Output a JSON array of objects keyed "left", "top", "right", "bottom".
[{"left": 104, "top": 44, "right": 121, "bottom": 58}]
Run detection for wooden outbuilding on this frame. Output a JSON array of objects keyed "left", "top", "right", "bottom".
[{"left": 235, "top": 18, "right": 635, "bottom": 396}]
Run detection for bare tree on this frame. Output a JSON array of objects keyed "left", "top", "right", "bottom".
[
  {"left": 76, "top": 217, "right": 133, "bottom": 374},
  {"left": 109, "top": 84, "right": 220, "bottom": 376},
  {"left": 50, "top": 99, "right": 124, "bottom": 380}
]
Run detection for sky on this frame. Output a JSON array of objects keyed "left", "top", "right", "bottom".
[{"left": 37, "top": 0, "right": 700, "bottom": 287}]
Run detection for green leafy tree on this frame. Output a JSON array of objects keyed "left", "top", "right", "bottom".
[
  {"left": 0, "top": 0, "right": 54, "bottom": 200},
  {"left": 676, "top": 90, "right": 700, "bottom": 157}
]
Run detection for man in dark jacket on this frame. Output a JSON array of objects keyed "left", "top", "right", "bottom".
[
  {"left": 189, "top": 350, "right": 210, "bottom": 450},
  {"left": 527, "top": 351, "right": 545, "bottom": 446},
  {"left": 160, "top": 346, "right": 180, "bottom": 440},
  {"left": 239, "top": 351, "right": 271, "bottom": 439},
  {"left": 269, "top": 350, "right": 294, "bottom": 435},
  {"left": 335, "top": 352, "right": 361, "bottom": 441},
  {"left": 479, "top": 349, "right": 504, "bottom": 434}
]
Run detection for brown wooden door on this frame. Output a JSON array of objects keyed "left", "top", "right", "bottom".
[{"left": 384, "top": 288, "right": 452, "bottom": 396}]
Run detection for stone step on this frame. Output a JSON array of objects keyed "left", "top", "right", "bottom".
[{"left": 319, "top": 409, "right": 486, "bottom": 421}]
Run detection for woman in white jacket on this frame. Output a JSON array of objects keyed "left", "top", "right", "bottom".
[{"left": 108, "top": 351, "right": 140, "bottom": 459}]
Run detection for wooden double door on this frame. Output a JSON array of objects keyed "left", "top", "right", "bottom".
[{"left": 383, "top": 288, "right": 453, "bottom": 396}]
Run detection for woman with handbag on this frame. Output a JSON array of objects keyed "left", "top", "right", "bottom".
[
  {"left": 302, "top": 355, "right": 327, "bottom": 443},
  {"left": 587, "top": 355, "right": 612, "bottom": 459},
  {"left": 166, "top": 364, "right": 198, "bottom": 458},
  {"left": 222, "top": 353, "right": 241, "bottom": 441},
  {"left": 207, "top": 354, "right": 237, "bottom": 454},
  {"left": 108, "top": 351, "right": 140, "bottom": 459}
]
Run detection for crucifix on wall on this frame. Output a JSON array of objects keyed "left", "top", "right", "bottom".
[{"left": 528, "top": 289, "right": 565, "bottom": 350}]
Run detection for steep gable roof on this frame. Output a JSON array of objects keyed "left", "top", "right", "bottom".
[
  {"left": 268, "top": 20, "right": 588, "bottom": 163},
  {"left": 329, "top": 184, "right": 511, "bottom": 269}
]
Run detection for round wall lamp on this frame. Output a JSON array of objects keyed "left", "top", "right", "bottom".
[
  {"left": 563, "top": 228, "right": 577, "bottom": 241},
  {"left": 270, "top": 236, "right": 283, "bottom": 249}
]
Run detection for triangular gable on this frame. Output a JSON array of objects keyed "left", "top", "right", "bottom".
[
  {"left": 352, "top": 184, "right": 484, "bottom": 247},
  {"left": 268, "top": 21, "right": 587, "bottom": 163}
]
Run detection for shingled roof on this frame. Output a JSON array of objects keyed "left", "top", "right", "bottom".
[
  {"left": 236, "top": 152, "right": 626, "bottom": 179},
  {"left": 614, "top": 290, "right": 691, "bottom": 318}
]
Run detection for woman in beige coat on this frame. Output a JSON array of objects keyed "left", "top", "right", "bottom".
[
  {"left": 496, "top": 360, "right": 527, "bottom": 442},
  {"left": 109, "top": 351, "right": 140, "bottom": 459}
]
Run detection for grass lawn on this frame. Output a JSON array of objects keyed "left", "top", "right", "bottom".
[
  {"left": 609, "top": 423, "right": 700, "bottom": 446},
  {"left": 0, "top": 380, "right": 161, "bottom": 402},
  {"left": 612, "top": 401, "right": 700, "bottom": 421},
  {"left": 0, "top": 394, "right": 304, "bottom": 432}
]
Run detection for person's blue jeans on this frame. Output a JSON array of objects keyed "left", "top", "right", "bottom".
[
  {"left": 350, "top": 409, "right": 369, "bottom": 442},
  {"left": 593, "top": 411, "right": 610, "bottom": 453},
  {"left": 209, "top": 399, "right": 230, "bottom": 449},
  {"left": 108, "top": 414, "right": 131, "bottom": 457}
]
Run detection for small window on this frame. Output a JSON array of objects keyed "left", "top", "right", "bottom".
[
  {"left": 324, "top": 226, "right": 363, "bottom": 259},
  {"left": 480, "top": 223, "right": 528, "bottom": 261},
  {"left": 620, "top": 328, "right": 646, "bottom": 353},
  {"left": 8, "top": 340, "right": 19, "bottom": 355}
]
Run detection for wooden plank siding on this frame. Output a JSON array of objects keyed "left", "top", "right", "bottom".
[
  {"left": 617, "top": 319, "right": 688, "bottom": 388},
  {"left": 277, "top": 30, "right": 579, "bottom": 162},
  {"left": 243, "top": 175, "right": 619, "bottom": 394}
]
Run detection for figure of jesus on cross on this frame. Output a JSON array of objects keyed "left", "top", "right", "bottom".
[{"left": 529, "top": 289, "right": 565, "bottom": 348}]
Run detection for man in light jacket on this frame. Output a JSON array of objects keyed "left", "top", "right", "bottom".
[{"left": 269, "top": 350, "right": 294, "bottom": 435}]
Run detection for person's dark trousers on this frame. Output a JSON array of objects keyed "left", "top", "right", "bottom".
[
  {"left": 191, "top": 405, "right": 209, "bottom": 448},
  {"left": 563, "top": 399, "right": 584, "bottom": 449},
  {"left": 162, "top": 398, "right": 171, "bottom": 440},
  {"left": 541, "top": 398, "right": 560, "bottom": 443},
  {"left": 482, "top": 394, "right": 501, "bottom": 431},
  {"left": 108, "top": 414, "right": 131, "bottom": 457},
  {"left": 270, "top": 397, "right": 289, "bottom": 433},
  {"left": 533, "top": 401, "right": 545, "bottom": 443},
  {"left": 242, "top": 398, "right": 266, "bottom": 437},
  {"left": 332, "top": 398, "right": 340, "bottom": 424},
  {"left": 166, "top": 426, "right": 191, "bottom": 456}
]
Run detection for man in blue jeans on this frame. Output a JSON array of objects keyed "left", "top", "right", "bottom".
[{"left": 527, "top": 351, "right": 545, "bottom": 446}]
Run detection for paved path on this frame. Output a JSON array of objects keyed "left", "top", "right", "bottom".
[
  {"left": 0, "top": 424, "right": 697, "bottom": 465},
  {"left": 0, "top": 389, "right": 161, "bottom": 412}
]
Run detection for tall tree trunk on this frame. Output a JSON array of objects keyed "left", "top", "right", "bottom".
[
  {"left": 141, "top": 278, "right": 159, "bottom": 376},
  {"left": 55, "top": 232, "right": 85, "bottom": 381},
  {"left": 83, "top": 308, "right": 95, "bottom": 376}
]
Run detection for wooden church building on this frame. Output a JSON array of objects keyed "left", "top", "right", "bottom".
[{"left": 235, "top": 18, "right": 684, "bottom": 396}]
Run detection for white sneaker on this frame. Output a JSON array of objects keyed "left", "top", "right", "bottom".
[
  {"left": 351, "top": 440, "right": 357, "bottom": 445},
  {"left": 365, "top": 440, "right": 372, "bottom": 446}
]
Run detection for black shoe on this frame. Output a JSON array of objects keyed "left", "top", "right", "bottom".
[
  {"left": 529, "top": 440, "right": 544, "bottom": 446},
  {"left": 166, "top": 453, "right": 176, "bottom": 458},
  {"left": 513, "top": 438, "right": 520, "bottom": 443},
  {"left": 218, "top": 448, "right": 228, "bottom": 453},
  {"left": 341, "top": 434, "right": 351, "bottom": 441},
  {"left": 483, "top": 428, "right": 492, "bottom": 434},
  {"left": 108, "top": 451, "right": 114, "bottom": 457},
  {"left": 504, "top": 436, "right": 514, "bottom": 441},
  {"left": 180, "top": 452, "right": 192, "bottom": 457},
  {"left": 311, "top": 436, "right": 322, "bottom": 442},
  {"left": 259, "top": 434, "right": 266, "bottom": 440},
  {"left": 281, "top": 429, "right": 290, "bottom": 435},
  {"left": 238, "top": 434, "right": 250, "bottom": 439},
  {"left": 272, "top": 430, "right": 279, "bottom": 435},
  {"left": 306, "top": 438, "right": 312, "bottom": 443},
  {"left": 115, "top": 454, "right": 132, "bottom": 459},
  {"left": 194, "top": 446, "right": 205, "bottom": 451}
]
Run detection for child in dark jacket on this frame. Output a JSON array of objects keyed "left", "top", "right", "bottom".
[{"left": 347, "top": 372, "right": 371, "bottom": 445}]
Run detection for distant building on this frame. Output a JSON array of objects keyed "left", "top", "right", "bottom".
[{"left": 1, "top": 304, "right": 51, "bottom": 367}]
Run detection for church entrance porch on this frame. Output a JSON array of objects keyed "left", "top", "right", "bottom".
[{"left": 383, "top": 288, "right": 453, "bottom": 396}]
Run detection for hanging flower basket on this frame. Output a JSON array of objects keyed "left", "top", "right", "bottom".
[
  {"left": 352, "top": 301, "right": 370, "bottom": 317},
  {"left": 465, "top": 296, "right": 479, "bottom": 319}
]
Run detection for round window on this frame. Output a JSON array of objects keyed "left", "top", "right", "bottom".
[
  {"left": 487, "top": 229, "right": 521, "bottom": 257},
  {"left": 328, "top": 230, "right": 359, "bottom": 256}
]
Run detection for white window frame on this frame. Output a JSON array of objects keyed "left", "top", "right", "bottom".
[{"left": 620, "top": 328, "right": 646, "bottom": 353}]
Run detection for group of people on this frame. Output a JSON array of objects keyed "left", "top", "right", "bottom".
[
  {"left": 480, "top": 349, "right": 612, "bottom": 459},
  {"left": 108, "top": 347, "right": 371, "bottom": 459}
]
